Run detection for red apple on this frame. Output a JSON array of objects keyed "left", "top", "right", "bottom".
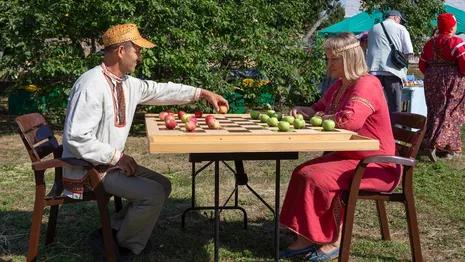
[
  {"left": 205, "top": 115, "right": 215, "bottom": 123},
  {"left": 159, "top": 112, "right": 169, "bottom": 121},
  {"left": 166, "top": 109, "right": 173, "bottom": 114},
  {"left": 188, "top": 116, "right": 198, "bottom": 125},
  {"left": 178, "top": 110, "right": 186, "bottom": 119},
  {"left": 218, "top": 105, "right": 228, "bottom": 114},
  {"left": 165, "top": 114, "right": 176, "bottom": 123},
  {"left": 194, "top": 110, "right": 203, "bottom": 118},
  {"left": 185, "top": 121, "right": 197, "bottom": 132},
  {"left": 165, "top": 119, "right": 177, "bottom": 129},
  {"left": 207, "top": 119, "right": 221, "bottom": 129}
]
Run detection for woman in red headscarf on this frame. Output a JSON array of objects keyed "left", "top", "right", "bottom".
[{"left": 419, "top": 13, "right": 465, "bottom": 159}]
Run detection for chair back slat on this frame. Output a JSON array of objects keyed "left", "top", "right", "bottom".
[
  {"left": 15, "top": 113, "right": 60, "bottom": 163},
  {"left": 390, "top": 112, "right": 427, "bottom": 159}
]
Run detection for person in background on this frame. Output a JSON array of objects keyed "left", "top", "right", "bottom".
[
  {"left": 367, "top": 10, "right": 414, "bottom": 113},
  {"left": 419, "top": 13, "right": 465, "bottom": 159},
  {"left": 279, "top": 32, "right": 401, "bottom": 261},
  {"left": 62, "top": 23, "right": 229, "bottom": 257}
]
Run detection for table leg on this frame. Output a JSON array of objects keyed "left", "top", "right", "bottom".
[
  {"left": 214, "top": 160, "right": 220, "bottom": 262},
  {"left": 275, "top": 159, "right": 280, "bottom": 261}
]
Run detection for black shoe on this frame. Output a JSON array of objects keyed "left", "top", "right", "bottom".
[{"left": 88, "top": 228, "right": 125, "bottom": 261}]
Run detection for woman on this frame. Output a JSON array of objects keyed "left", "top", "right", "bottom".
[
  {"left": 279, "top": 32, "right": 401, "bottom": 261},
  {"left": 419, "top": 13, "right": 465, "bottom": 159}
]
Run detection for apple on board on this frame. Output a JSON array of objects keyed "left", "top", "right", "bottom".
[
  {"left": 267, "top": 117, "right": 279, "bottom": 127},
  {"left": 295, "top": 114, "right": 304, "bottom": 120},
  {"left": 178, "top": 110, "right": 186, "bottom": 119},
  {"left": 165, "top": 119, "right": 177, "bottom": 129},
  {"left": 283, "top": 115, "right": 295, "bottom": 124},
  {"left": 207, "top": 119, "right": 221, "bottom": 129},
  {"left": 293, "top": 119, "right": 305, "bottom": 129},
  {"left": 181, "top": 114, "right": 192, "bottom": 123},
  {"left": 250, "top": 110, "right": 260, "bottom": 119},
  {"left": 278, "top": 121, "right": 291, "bottom": 132},
  {"left": 188, "top": 116, "right": 198, "bottom": 125},
  {"left": 322, "top": 119, "right": 336, "bottom": 131},
  {"left": 194, "top": 111, "right": 203, "bottom": 118},
  {"left": 185, "top": 121, "right": 197, "bottom": 132},
  {"left": 310, "top": 116, "right": 323, "bottom": 127},
  {"left": 159, "top": 112, "right": 169, "bottom": 121},
  {"left": 260, "top": 114, "right": 270, "bottom": 123},
  {"left": 165, "top": 114, "right": 176, "bottom": 123},
  {"left": 205, "top": 115, "right": 216, "bottom": 123}
]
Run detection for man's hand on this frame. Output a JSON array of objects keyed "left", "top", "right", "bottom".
[
  {"left": 116, "top": 154, "right": 138, "bottom": 177},
  {"left": 200, "top": 89, "right": 230, "bottom": 112},
  {"left": 290, "top": 106, "right": 315, "bottom": 119}
]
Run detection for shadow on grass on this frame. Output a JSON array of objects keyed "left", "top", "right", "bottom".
[{"left": 1, "top": 195, "right": 414, "bottom": 262}]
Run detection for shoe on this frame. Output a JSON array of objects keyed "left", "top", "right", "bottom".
[
  {"left": 279, "top": 244, "right": 317, "bottom": 259},
  {"left": 306, "top": 246, "right": 339, "bottom": 261},
  {"left": 88, "top": 228, "right": 126, "bottom": 261}
]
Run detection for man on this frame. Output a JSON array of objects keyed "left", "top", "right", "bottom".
[
  {"left": 367, "top": 10, "right": 413, "bottom": 112},
  {"left": 61, "top": 24, "right": 229, "bottom": 257}
]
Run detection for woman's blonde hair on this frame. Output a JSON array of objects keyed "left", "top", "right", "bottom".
[{"left": 324, "top": 32, "right": 368, "bottom": 81}]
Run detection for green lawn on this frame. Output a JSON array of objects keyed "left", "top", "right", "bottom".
[{"left": 0, "top": 116, "right": 464, "bottom": 261}]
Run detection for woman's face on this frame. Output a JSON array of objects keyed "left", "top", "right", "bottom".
[{"left": 326, "top": 51, "right": 344, "bottom": 79}]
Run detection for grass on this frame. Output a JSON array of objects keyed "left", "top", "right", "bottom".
[{"left": 0, "top": 114, "right": 464, "bottom": 262}]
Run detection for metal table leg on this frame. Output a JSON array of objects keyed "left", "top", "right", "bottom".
[{"left": 214, "top": 160, "right": 220, "bottom": 262}]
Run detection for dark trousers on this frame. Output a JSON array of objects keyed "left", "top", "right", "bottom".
[{"left": 375, "top": 75, "right": 403, "bottom": 113}]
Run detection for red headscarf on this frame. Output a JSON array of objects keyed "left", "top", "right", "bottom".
[{"left": 435, "top": 13, "right": 457, "bottom": 36}]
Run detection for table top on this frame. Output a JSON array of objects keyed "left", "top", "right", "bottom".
[{"left": 145, "top": 114, "right": 379, "bottom": 153}]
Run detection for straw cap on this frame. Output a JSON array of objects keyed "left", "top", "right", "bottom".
[{"left": 103, "top": 24, "right": 155, "bottom": 48}]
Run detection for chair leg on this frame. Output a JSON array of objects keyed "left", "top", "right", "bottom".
[
  {"left": 404, "top": 191, "right": 423, "bottom": 262},
  {"left": 27, "top": 200, "right": 45, "bottom": 262},
  {"left": 45, "top": 205, "right": 59, "bottom": 245},
  {"left": 375, "top": 200, "right": 391, "bottom": 241},
  {"left": 114, "top": 196, "right": 123, "bottom": 213},
  {"left": 339, "top": 199, "right": 358, "bottom": 262},
  {"left": 95, "top": 186, "right": 118, "bottom": 262}
]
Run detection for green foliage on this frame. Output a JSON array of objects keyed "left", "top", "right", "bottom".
[
  {"left": 362, "top": 0, "right": 445, "bottom": 53},
  {"left": 0, "top": 0, "right": 330, "bottom": 124}
]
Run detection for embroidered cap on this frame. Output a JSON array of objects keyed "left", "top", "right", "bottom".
[{"left": 103, "top": 24, "right": 155, "bottom": 48}]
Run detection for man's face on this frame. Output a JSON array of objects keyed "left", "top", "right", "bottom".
[{"left": 120, "top": 43, "right": 142, "bottom": 74}]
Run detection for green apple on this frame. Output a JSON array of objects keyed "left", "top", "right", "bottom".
[
  {"left": 295, "top": 113, "right": 304, "bottom": 120},
  {"left": 275, "top": 112, "right": 283, "bottom": 120},
  {"left": 278, "top": 121, "right": 291, "bottom": 132},
  {"left": 260, "top": 114, "right": 270, "bottom": 123},
  {"left": 293, "top": 119, "right": 305, "bottom": 129},
  {"left": 267, "top": 117, "right": 279, "bottom": 127},
  {"left": 310, "top": 116, "right": 323, "bottom": 126},
  {"left": 322, "top": 119, "right": 336, "bottom": 131},
  {"left": 283, "top": 115, "right": 295, "bottom": 124},
  {"left": 266, "top": 109, "right": 276, "bottom": 117},
  {"left": 181, "top": 113, "right": 192, "bottom": 123},
  {"left": 250, "top": 110, "right": 260, "bottom": 119}
]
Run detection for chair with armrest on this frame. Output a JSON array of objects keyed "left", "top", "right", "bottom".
[
  {"left": 339, "top": 112, "right": 426, "bottom": 262},
  {"left": 15, "top": 113, "right": 123, "bottom": 262}
]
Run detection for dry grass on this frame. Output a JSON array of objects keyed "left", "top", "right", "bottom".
[{"left": 0, "top": 115, "right": 464, "bottom": 261}]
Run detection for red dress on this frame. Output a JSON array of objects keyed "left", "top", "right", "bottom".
[
  {"left": 279, "top": 74, "right": 401, "bottom": 244},
  {"left": 419, "top": 35, "right": 465, "bottom": 152}
]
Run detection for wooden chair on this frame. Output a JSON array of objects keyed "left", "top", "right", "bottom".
[
  {"left": 339, "top": 112, "right": 426, "bottom": 262},
  {"left": 15, "top": 113, "right": 123, "bottom": 262}
]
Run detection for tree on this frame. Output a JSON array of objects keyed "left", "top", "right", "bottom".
[
  {"left": 0, "top": 0, "right": 334, "bottom": 124},
  {"left": 303, "top": 0, "right": 345, "bottom": 46},
  {"left": 362, "top": 0, "right": 445, "bottom": 53}
]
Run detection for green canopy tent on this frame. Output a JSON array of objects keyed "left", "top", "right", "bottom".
[{"left": 319, "top": 5, "right": 465, "bottom": 37}]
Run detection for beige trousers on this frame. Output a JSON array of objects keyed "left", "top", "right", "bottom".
[{"left": 102, "top": 165, "right": 172, "bottom": 254}]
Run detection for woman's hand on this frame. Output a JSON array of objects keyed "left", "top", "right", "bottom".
[
  {"left": 290, "top": 106, "right": 315, "bottom": 119},
  {"left": 321, "top": 114, "right": 335, "bottom": 121}
]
